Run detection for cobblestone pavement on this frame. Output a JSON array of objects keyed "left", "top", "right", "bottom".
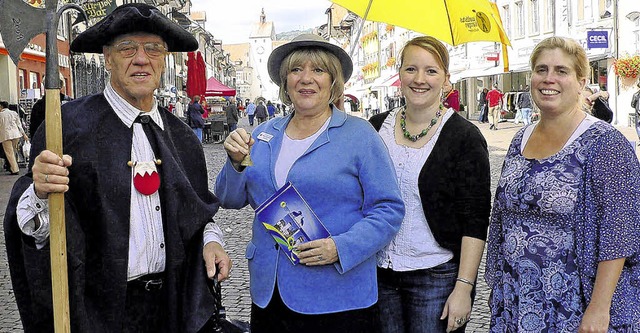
[{"left": 1, "top": 114, "right": 638, "bottom": 332}]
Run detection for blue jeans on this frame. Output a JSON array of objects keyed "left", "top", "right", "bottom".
[
  {"left": 477, "top": 104, "right": 486, "bottom": 122},
  {"left": 248, "top": 114, "right": 255, "bottom": 126},
  {"left": 192, "top": 127, "right": 203, "bottom": 142},
  {"left": 520, "top": 108, "right": 532, "bottom": 125},
  {"left": 228, "top": 123, "right": 237, "bottom": 132},
  {"left": 377, "top": 261, "right": 469, "bottom": 333}
]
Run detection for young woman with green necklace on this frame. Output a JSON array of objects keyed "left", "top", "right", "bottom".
[{"left": 369, "top": 35, "right": 491, "bottom": 333}]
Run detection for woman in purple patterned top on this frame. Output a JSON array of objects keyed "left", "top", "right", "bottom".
[{"left": 485, "top": 36, "right": 640, "bottom": 332}]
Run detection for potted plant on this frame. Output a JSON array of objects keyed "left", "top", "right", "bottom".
[{"left": 614, "top": 55, "right": 640, "bottom": 87}]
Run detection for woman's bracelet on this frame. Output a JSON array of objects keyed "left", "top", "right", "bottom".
[{"left": 456, "top": 277, "right": 475, "bottom": 287}]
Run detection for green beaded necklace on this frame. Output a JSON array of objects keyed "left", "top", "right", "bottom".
[{"left": 400, "top": 104, "right": 444, "bottom": 142}]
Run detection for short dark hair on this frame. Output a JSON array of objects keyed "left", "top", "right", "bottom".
[{"left": 0, "top": 101, "right": 9, "bottom": 108}]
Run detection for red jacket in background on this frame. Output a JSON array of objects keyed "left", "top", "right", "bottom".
[
  {"left": 486, "top": 89, "right": 503, "bottom": 107},
  {"left": 443, "top": 89, "right": 460, "bottom": 111}
]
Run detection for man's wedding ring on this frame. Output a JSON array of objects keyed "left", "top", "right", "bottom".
[
  {"left": 456, "top": 318, "right": 465, "bottom": 326},
  {"left": 44, "top": 174, "right": 49, "bottom": 183}
]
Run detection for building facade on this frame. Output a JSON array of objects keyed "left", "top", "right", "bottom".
[{"left": 330, "top": 0, "right": 639, "bottom": 126}]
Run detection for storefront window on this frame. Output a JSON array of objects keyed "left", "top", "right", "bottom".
[
  {"left": 29, "top": 72, "right": 39, "bottom": 90},
  {"left": 19, "top": 69, "right": 26, "bottom": 90},
  {"left": 510, "top": 71, "right": 530, "bottom": 91},
  {"left": 590, "top": 59, "right": 608, "bottom": 91}
]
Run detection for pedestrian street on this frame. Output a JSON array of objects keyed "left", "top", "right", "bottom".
[{"left": 2, "top": 115, "right": 638, "bottom": 332}]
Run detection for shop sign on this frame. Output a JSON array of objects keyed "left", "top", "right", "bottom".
[
  {"left": 587, "top": 31, "right": 608, "bottom": 49},
  {"left": 485, "top": 52, "right": 499, "bottom": 61}
]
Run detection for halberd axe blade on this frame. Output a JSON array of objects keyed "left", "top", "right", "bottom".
[{"left": 0, "top": 0, "right": 46, "bottom": 65}]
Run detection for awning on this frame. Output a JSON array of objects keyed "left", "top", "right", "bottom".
[
  {"left": 204, "top": 76, "right": 236, "bottom": 97},
  {"left": 450, "top": 64, "right": 505, "bottom": 82},
  {"left": 370, "top": 75, "right": 389, "bottom": 88},
  {"left": 1, "top": 46, "right": 46, "bottom": 63},
  {"left": 367, "top": 73, "right": 401, "bottom": 88},
  {"left": 381, "top": 73, "right": 400, "bottom": 87},
  {"left": 344, "top": 94, "right": 359, "bottom": 103},
  {"left": 509, "top": 63, "right": 530, "bottom": 74}
]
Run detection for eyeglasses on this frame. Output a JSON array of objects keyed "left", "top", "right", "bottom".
[{"left": 111, "top": 40, "right": 168, "bottom": 58}]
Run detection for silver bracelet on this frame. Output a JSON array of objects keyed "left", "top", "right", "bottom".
[{"left": 456, "top": 277, "right": 475, "bottom": 287}]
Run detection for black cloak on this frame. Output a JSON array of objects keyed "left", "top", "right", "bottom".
[{"left": 4, "top": 94, "right": 220, "bottom": 332}]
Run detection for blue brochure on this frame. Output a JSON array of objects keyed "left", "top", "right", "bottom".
[{"left": 255, "top": 182, "right": 330, "bottom": 265}]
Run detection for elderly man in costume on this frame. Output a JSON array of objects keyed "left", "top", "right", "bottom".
[{"left": 4, "top": 4, "right": 231, "bottom": 333}]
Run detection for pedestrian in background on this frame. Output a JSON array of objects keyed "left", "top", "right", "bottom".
[
  {"left": 188, "top": 95, "right": 205, "bottom": 142},
  {"left": 0, "top": 101, "right": 28, "bottom": 175},
  {"left": 362, "top": 92, "right": 371, "bottom": 118},
  {"left": 485, "top": 36, "right": 640, "bottom": 332},
  {"left": 369, "top": 35, "right": 490, "bottom": 333},
  {"left": 174, "top": 97, "right": 184, "bottom": 118},
  {"left": 201, "top": 98, "right": 210, "bottom": 119},
  {"left": 225, "top": 96, "right": 238, "bottom": 132},
  {"left": 3, "top": 4, "right": 230, "bottom": 332},
  {"left": 631, "top": 82, "right": 640, "bottom": 144},
  {"left": 486, "top": 83, "right": 503, "bottom": 130},
  {"left": 442, "top": 80, "right": 460, "bottom": 112},
  {"left": 237, "top": 99, "right": 245, "bottom": 118},
  {"left": 255, "top": 100, "right": 267, "bottom": 124},
  {"left": 246, "top": 100, "right": 256, "bottom": 126},
  {"left": 266, "top": 100, "right": 276, "bottom": 119},
  {"left": 516, "top": 86, "right": 533, "bottom": 125},
  {"left": 216, "top": 33, "right": 404, "bottom": 333},
  {"left": 370, "top": 93, "right": 380, "bottom": 116},
  {"left": 582, "top": 86, "right": 613, "bottom": 123},
  {"left": 477, "top": 88, "right": 488, "bottom": 123}
]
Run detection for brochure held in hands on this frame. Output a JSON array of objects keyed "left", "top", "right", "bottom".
[{"left": 256, "top": 182, "right": 330, "bottom": 265}]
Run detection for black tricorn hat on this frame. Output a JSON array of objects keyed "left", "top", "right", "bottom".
[{"left": 71, "top": 3, "right": 198, "bottom": 53}]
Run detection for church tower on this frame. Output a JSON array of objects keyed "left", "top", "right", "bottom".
[{"left": 248, "top": 8, "right": 279, "bottom": 102}]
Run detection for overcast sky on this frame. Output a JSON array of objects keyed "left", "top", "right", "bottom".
[{"left": 190, "top": 0, "right": 333, "bottom": 45}]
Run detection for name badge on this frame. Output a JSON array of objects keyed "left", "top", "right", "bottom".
[{"left": 257, "top": 132, "right": 273, "bottom": 142}]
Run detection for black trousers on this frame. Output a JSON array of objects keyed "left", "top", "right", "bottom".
[
  {"left": 251, "top": 284, "right": 377, "bottom": 333},
  {"left": 123, "top": 274, "right": 168, "bottom": 333}
]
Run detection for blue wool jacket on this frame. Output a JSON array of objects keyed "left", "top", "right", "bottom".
[{"left": 215, "top": 107, "right": 404, "bottom": 314}]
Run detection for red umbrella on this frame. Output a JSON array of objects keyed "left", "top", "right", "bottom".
[
  {"left": 196, "top": 51, "right": 207, "bottom": 97},
  {"left": 186, "top": 51, "right": 199, "bottom": 98}
]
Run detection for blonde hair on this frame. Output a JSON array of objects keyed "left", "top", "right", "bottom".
[
  {"left": 277, "top": 48, "right": 344, "bottom": 106},
  {"left": 399, "top": 36, "right": 450, "bottom": 74},
  {"left": 530, "top": 37, "right": 589, "bottom": 82}
]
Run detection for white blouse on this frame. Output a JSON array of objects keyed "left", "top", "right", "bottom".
[{"left": 376, "top": 108, "right": 455, "bottom": 271}]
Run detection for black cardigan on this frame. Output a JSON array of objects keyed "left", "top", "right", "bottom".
[{"left": 370, "top": 111, "right": 491, "bottom": 263}]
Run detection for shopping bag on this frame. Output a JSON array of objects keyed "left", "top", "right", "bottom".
[{"left": 22, "top": 140, "right": 31, "bottom": 162}]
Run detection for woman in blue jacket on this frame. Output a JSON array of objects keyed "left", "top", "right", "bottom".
[{"left": 215, "top": 34, "right": 404, "bottom": 333}]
